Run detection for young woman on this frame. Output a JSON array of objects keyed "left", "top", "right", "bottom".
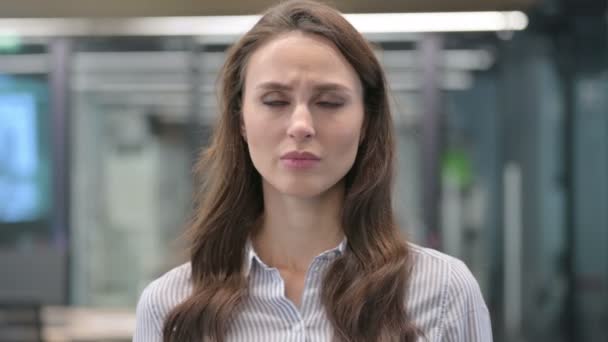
[{"left": 134, "top": 1, "right": 492, "bottom": 341}]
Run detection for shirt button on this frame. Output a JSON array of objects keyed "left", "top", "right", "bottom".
[{"left": 292, "top": 322, "right": 305, "bottom": 332}]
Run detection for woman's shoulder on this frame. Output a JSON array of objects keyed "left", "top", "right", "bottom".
[
  {"left": 408, "top": 242, "right": 479, "bottom": 281},
  {"left": 408, "top": 242, "right": 473, "bottom": 277},
  {"left": 407, "top": 242, "right": 487, "bottom": 305},
  {"left": 139, "top": 261, "right": 192, "bottom": 307},
  {"left": 405, "top": 242, "right": 492, "bottom": 340},
  {"left": 134, "top": 262, "right": 193, "bottom": 331}
]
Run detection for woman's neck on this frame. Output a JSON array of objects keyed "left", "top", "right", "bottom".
[{"left": 251, "top": 181, "right": 345, "bottom": 273}]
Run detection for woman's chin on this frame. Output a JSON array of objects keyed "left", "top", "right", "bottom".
[
  {"left": 274, "top": 179, "right": 344, "bottom": 200},
  {"left": 277, "top": 185, "right": 327, "bottom": 199},
  {"left": 261, "top": 175, "right": 345, "bottom": 200}
]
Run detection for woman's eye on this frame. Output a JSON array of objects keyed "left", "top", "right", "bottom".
[
  {"left": 263, "top": 100, "right": 289, "bottom": 107},
  {"left": 318, "top": 101, "right": 343, "bottom": 108}
]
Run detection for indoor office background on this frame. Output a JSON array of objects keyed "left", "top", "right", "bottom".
[{"left": 0, "top": 0, "right": 606, "bottom": 341}]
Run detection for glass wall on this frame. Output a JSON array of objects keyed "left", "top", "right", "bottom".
[
  {"left": 69, "top": 38, "right": 199, "bottom": 306},
  {"left": 0, "top": 42, "right": 52, "bottom": 246},
  {"left": 0, "top": 39, "right": 71, "bottom": 305}
]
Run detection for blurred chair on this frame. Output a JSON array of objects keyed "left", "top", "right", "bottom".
[{"left": 0, "top": 301, "right": 42, "bottom": 342}]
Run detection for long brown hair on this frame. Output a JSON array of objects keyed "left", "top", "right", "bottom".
[{"left": 163, "top": 1, "right": 420, "bottom": 341}]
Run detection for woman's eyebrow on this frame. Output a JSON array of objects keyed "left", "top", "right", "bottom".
[
  {"left": 256, "top": 81, "right": 292, "bottom": 91},
  {"left": 314, "top": 83, "right": 352, "bottom": 93},
  {"left": 255, "top": 81, "right": 353, "bottom": 93}
]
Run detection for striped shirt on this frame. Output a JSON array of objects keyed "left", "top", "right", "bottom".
[{"left": 133, "top": 240, "right": 492, "bottom": 341}]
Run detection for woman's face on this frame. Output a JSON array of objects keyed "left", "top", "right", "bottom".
[{"left": 241, "top": 31, "right": 365, "bottom": 198}]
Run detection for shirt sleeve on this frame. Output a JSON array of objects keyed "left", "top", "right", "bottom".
[
  {"left": 133, "top": 282, "right": 164, "bottom": 342},
  {"left": 440, "top": 259, "right": 493, "bottom": 342}
]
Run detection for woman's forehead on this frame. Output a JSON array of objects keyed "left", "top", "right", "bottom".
[{"left": 243, "top": 31, "right": 361, "bottom": 92}]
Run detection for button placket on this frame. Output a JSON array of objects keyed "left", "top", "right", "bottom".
[
  {"left": 298, "top": 257, "right": 328, "bottom": 338},
  {"left": 292, "top": 320, "right": 305, "bottom": 332},
  {"left": 290, "top": 319, "right": 308, "bottom": 342}
]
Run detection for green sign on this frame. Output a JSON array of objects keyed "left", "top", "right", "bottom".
[{"left": 0, "top": 35, "right": 21, "bottom": 53}]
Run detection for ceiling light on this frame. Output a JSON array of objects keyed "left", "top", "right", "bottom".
[{"left": 0, "top": 11, "right": 528, "bottom": 37}]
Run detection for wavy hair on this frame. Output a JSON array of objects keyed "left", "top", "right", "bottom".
[{"left": 163, "top": 1, "right": 421, "bottom": 341}]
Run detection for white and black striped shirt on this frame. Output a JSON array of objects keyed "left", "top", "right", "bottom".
[{"left": 133, "top": 240, "right": 492, "bottom": 341}]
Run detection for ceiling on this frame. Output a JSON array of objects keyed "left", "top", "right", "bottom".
[{"left": 0, "top": 0, "right": 539, "bottom": 18}]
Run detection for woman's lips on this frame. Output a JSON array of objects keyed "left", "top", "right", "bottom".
[
  {"left": 281, "top": 158, "right": 320, "bottom": 169},
  {"left": 280, "top": 151, "right": 321, "bottom": 170}
]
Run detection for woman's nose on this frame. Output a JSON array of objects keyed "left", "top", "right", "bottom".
[{"left": 287, "top": 104, "right": 316, "bottom": 141}]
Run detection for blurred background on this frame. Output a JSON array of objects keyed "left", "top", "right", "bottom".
[{"left": 0, "top": 0, "right": 606, "bottom": 341}]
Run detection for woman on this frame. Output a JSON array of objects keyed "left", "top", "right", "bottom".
[{"left": 134, "top": 1, "right": 492, "bottom": 341}]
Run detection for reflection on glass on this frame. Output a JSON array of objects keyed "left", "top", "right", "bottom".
[{"left": 0, "top": 93, "right": 39, "bottom": 222}]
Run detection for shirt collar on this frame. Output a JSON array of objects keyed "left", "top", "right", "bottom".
[{"left": 243, "top": 236, "right": 348, "bottom": 277}]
